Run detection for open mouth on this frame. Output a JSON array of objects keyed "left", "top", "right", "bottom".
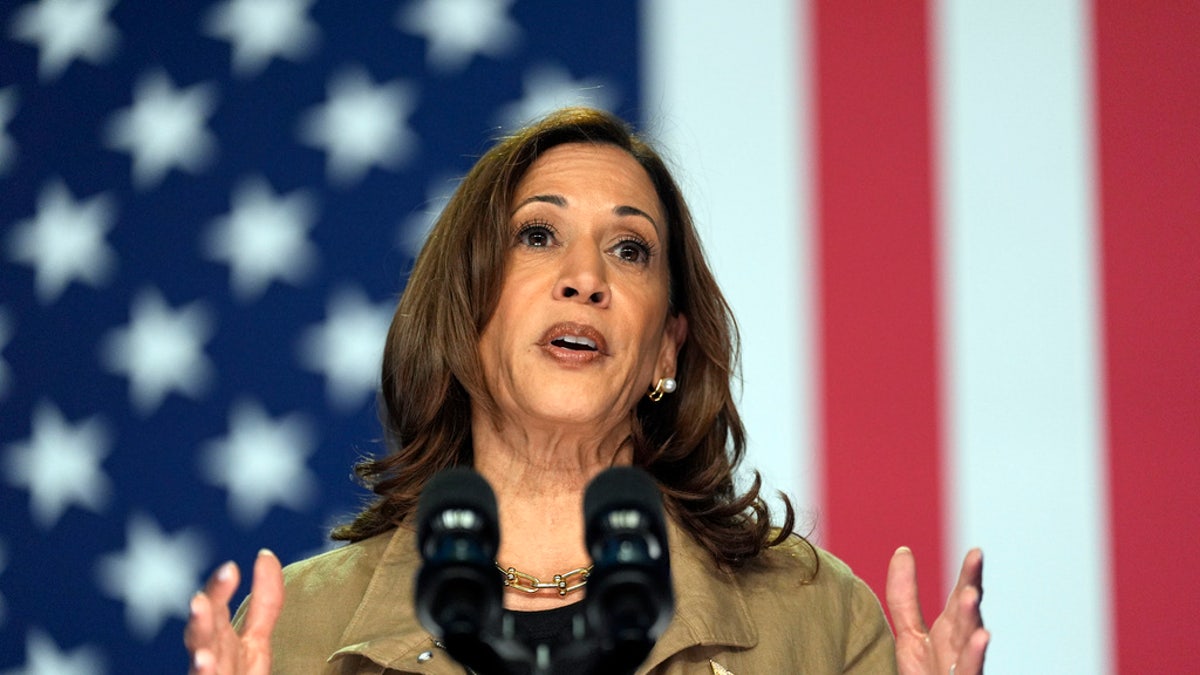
[
  {"left": 551, "top": 336, "right": 598, "bottom": 351},
  {"left": 540, "top": 323, "right": 607, "bottom": 355}
]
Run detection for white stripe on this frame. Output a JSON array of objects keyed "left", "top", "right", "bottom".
[
  {"left": 933, "top": 1, "right": 1112, "bottom": 672},
  {"left": 640, "top": 1, "right": 817, "bottom": 524}
]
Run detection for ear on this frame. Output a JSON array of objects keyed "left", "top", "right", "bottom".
[{"left": 655, "top": 312, "right": 689, "bottom": 380}]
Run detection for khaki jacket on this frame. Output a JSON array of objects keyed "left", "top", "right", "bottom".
[{"left": 254, "top": 521, "right": 897, "bottom": 674}]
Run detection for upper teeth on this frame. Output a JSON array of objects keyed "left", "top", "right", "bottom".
[{"left": 560, "top": 335, "right": 597, "bottom": 349}]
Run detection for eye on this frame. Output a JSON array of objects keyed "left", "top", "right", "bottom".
[
  {"left": 515, "top": 222, "right": 557, "bottom": 248},
  {"left": 611, "top": 237, "right": 655, "bottom": 265}
]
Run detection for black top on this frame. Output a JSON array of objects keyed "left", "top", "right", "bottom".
[
  {"left": 505, "top": 603, "right": 590, "bottom": 675},
  {"left": 509, "top": 602, "right": 580, "bottom": 643}
]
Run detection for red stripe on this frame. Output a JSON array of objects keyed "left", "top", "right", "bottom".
[
  {"left": 811, "top": 0, "right": 946, "bottom": 618},
  {"left": 1093, "top": 2, "right": 1200, "bottom": 671}
]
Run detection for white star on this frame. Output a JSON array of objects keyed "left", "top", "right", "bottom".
[
  {"left": 100, "top": 288, "right": 215, "bottom": 415},
  {"left": 3, "top": 401, "right": 111, "bottom": 530},
  {"left": 398, "top": 0, "right": 520, "bottom": 73},
  {"left": 297, "top": 287, "right": 393, "bottom": 411},
  {"left": 9, "top": 0, "right": 119, "bottom": 81},
  {"left": 95, "top": 514, "right": 208, "bottom": 641},
  {"left": 496, "top": 64, "right": 619, "bottom": 129},
  {"left": 396, "top": 173, "right": 459, "bottom": 259},
  {"left": 297, "top": 68, "right": 418, "bottom": 186},
  {"left": 0, "top": 308, "right": 12, "bottom": 399},
  {"left": 2, "top": 629, "right": 107, "bottom": 675},
  {"left": 204, "top": 176, "right": 319, "bottom": 302},
  {"left": 104, "top": 70, "right": 218, "bottom": 190},
  {"left": 200, "top": 399, "right": 318, "bottom": 528},
  {"left": 203, "top": 0, "right": 319, "bottom": 77},
  {"left": 5, "top": 180, "right": 117, "bottom": 304},
  {"left": 0, "top": 86, "right": 17, "bottom": 174}
]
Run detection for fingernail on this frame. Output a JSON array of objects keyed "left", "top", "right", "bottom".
[
  {"left": 258, "top": 548, "right": 276, "bottom": 559},
  {"left": 216, "top": 561, "right": 235, "bottom": 582},
  {"left": 193, "top": 649, "right": 212, "bottom": 669},
  {"left": 189, "top": 593, "right": 202, "bottom": 616}
]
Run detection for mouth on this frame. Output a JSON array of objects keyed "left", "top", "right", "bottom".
[
  {"left": 539, "top": 322, "right": 608, "bottom": 356},
  {"left": 551, "top": 335, "right": 598, "bottom": 351}
]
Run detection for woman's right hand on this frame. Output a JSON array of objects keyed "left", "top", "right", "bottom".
[{"left": 185, "top": 549, "right": 284, "bottom": 674}]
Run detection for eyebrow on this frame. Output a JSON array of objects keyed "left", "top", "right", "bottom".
[{"left": 513, "top": 194, "right": 661, "bottom": 232}]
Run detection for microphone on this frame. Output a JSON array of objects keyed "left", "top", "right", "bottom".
[
  {"left": 414, "top": 467, "right": 506, "bottom": 671},
  {"left": 582, "top": 467, "right": 674, "bottom": 674}
]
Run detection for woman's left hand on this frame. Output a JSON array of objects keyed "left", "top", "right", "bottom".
[{"left": 885, "top": 547, "right": 990, "bottom": 675}]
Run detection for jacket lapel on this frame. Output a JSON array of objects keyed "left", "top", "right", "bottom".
[
  {"left": 328, "top": 526, "right": 449, "bottom": 673},
  {"left": 637, "top": 520, "right": 758, "bottom": 672}
]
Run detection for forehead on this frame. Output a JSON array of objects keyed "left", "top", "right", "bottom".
[{"left": 513, "top": 143, "right": 664, "bottom": 223}]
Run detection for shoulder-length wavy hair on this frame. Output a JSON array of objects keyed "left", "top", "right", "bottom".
[{"left": 333, "top": 107, "right": 795, "bottom": 567}]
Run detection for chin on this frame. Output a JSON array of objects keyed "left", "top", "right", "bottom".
[
  {"left": 521, "top": 389, "right": 626, "bottom": 428},
  {"left": 532, "top": 403, "right": 616, "bottom": 428}
]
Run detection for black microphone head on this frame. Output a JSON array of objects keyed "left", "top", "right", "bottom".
[
  {"left": 580, "top": 466, "right": 667, "bottom": 554},
  {"left": 583, "top": 466, "right": 674, "bottom": 651},
  {"left": 414, "top": 468, "right": 502, "bottom": 645},
  {"left": 416, "top": 467, "right": 499, "bottom": 558},
  {"left": 583, "top": 466, "right": 664, "bottom": 541}
]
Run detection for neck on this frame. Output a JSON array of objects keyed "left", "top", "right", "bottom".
[{"left": 471, "top": 408, "right": 633, "bottom": 610}]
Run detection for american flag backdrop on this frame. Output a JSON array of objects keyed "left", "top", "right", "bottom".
[{"left": 0, "top": 1, "right": 1195, "bottom": 673}]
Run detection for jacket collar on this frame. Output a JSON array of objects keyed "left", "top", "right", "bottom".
[
  {"left": 328, "top": 524, "right": 439, "bottom": 671},
  {"left": 641, "top": 519, "right": 758, "bottom": 670},
  {"left": 328, "top": 519, "right": 759, "bottom": 672}
]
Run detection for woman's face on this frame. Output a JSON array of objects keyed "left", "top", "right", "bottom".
[{"left": 477, "top": 142, "right": 686, "bottom": 435}]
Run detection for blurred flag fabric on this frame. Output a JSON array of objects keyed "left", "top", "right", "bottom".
[
  {"left": 1, "top": 1, "right": 1196, "bottom": 674},
  {"left": 0, "top": 1, "right": 640, "bottom": 672}
]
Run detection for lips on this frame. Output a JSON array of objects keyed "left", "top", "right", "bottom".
[{"left": 538, "top": 322, "right": 609, "bottom": 357}]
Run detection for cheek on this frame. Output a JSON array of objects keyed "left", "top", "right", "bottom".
[
  {"left": 630, "top": 307, "right": 671, "bottom": 366},
  {"left": 478, "top": 302, "right": 514, "bottom": 370},
  {"left": 484, "top": 277, "right": 528, "bottom": 345},
  {"left": 480, "top": 279, "right": 541, "bottom": 375}
]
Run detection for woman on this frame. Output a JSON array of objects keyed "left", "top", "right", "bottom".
[{"left": 185, "top": 107, "right": 989, "bottom": 674}]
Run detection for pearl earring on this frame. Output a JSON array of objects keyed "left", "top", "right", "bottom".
[{"left": 648, "top": 377, "right": 677, "bottom": 402}]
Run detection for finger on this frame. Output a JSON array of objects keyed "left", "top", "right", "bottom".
[
  {"left": 187, "top": 561, "right": 246, "bottom": 672},
  {"left": 952, "top": 627, "right": 991, "bottom": 675},
  {"left": 941, "top": 548, "right": 984, "bottom": 629},
  {"left": 190, "top": 648, "right": 215, "bottom": 675},
  {"left": 203, "top": 560, "right": 241, "bottom": 626},
  {"left": 957, "top": 584, "right": 983, "bottom": 633},
  {"left": 947, "top": 583, "right": 983, "bottom": 657},
  {"left": 952, "top": 548, "right": 984, "bottom": 600},
  {"left": 885, "top": 546, "right": 928, "bottom": 637},
  {"left": 183, "top": 592, "right": 213, "bottom": 654},
  {"left": 186, "top": 591, "right": 222, "bottom": 674},
  {"left": 240, "top": 549, "right": 284, "bottom": 645}
]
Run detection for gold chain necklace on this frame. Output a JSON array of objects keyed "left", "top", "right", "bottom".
[{"left": 495, "top": 561, "right": 593, "bottom": 598}]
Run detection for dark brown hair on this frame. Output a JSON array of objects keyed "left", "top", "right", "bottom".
[{"left": 333, "top": 107, "right": 796, "bottom": 567}]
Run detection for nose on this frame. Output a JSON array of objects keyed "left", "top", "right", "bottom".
[{"left": 553, "top": 245, "right": 610, "bottom": 307}]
